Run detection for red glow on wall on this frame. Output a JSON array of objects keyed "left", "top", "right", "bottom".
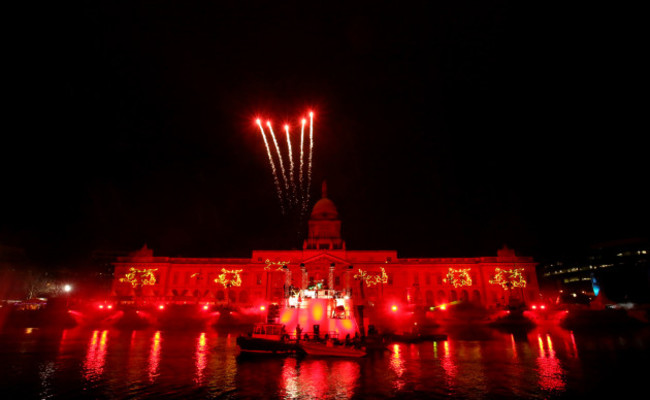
[{"left": 311, "top": 302, "right": 324, "bottom": 320}]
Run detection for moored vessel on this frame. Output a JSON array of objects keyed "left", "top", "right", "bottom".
[{"left": 236, "top": 323, "right": 301, "bottom": 354}]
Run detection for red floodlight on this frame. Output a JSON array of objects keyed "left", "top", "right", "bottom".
[
  {"left": 107, "top": 305, "right": 112, "bottom": 309},
  {"left": 391, "top": 305, "right": 398, "bottom": 312},
  {"left": 98, "top": 305, "right": 104, "bottom": 309},
  {"left": 158, "top": 305, "right": 165, "bottom": 310},
  {"left": 203, "top": 305, "right": 209, "bottom": 311},
  {"left": 440, "top": 304, "right": 447, "bottom": 311}
]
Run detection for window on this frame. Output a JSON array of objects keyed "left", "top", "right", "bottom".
[{"left": 256, "top": 273, "right": 262, "bottom": 285}]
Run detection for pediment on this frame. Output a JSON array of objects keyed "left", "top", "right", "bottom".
[{"left": 302, "top": 252, "right": 350, "bottom": 267}]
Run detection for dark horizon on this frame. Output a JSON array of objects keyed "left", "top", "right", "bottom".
[{"left": 2, "top": 2, "right": 646, "bottom": 269}]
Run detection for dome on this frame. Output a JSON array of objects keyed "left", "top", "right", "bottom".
[
  {"left": 310, "top": 197, "right": 339, "bottom": 220},
  {"left": 310, "top": 180, "right": 339, "bottom": 220}
]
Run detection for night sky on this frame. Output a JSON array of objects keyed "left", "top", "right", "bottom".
[{"left": 3, "top": 1, "right": 646, "bottom": 269}]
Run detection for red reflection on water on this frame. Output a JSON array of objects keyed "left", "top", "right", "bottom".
[
  {"left": 148, "top": 331, "right": 162, "bottom": 383},
  {"left": 441, "top": 341, "right": 457, "bottom": 389},
  {"left": 281, "top": 357, "right": 360, "bottom": 398},
  {"left": 390, "top": 343, "right": 406, "bottom": 390},
  {"left": 330, "top": 360, "right": 360, "bottom": 398},
  {"left": 195, "top": 332, "right": 207, "bottom": 385},
  {"left": 281, "top": 357, "right": 299, "bottom": 397},
  {"left": 570, "top": 332, "right": 579, "bottom": 358},
  {"left": 83, "top": 330, "right": 108, "bottom": 382},
  {"left": 510, "top": 334, "right": 518, "bottom": 359},
  {"left": 303, "top": 360, "right": 328, "bottom": 399},
  {"left": 536, "top": 334, "right": 566, "bottom": 392}
]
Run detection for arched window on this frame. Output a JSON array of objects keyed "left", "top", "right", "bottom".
[
  {"left": 437, "top": 290, "right": 446, "bottom": 305},
  {"left": 450, "top": 290, "right": 458, "bottom": 301},
  {"left": 461, "top": 290, "right": 469, "bottom": 302},
  {"left": 216, "top": 290, "right": 225, "bottom": 301},
  {"left": 425, "top": 290, "right": 434, "bottom": 305},
  {"left": 228, "top": 290, "right": 237, "bottom": 303},
  {"left": 472, "top": 290, "right": 481, "bottom": 304}
]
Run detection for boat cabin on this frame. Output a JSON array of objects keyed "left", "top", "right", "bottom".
[{"left": 252, "top": 323, "right": 287, "bottom": 341}]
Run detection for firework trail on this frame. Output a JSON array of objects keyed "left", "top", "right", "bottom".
[
  {"left": 266, "top": 121, "right": 290, "bottom": 195},
  {"left": 299, "top": 118, "right": 306, "bottom": 210},
  {"left": 305, "top": 111, "right": 314, "bottom": 213},
  {"left": 284, "top": 124, "right": 296, "bottom": 204},
  {"left": 257, "top": 119, "right": 285, "bottom": 213},
  {"left": 255, "top": 110, "right": 314, "bottom": 217}
]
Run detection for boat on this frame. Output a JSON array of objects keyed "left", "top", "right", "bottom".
[
  {"left": 300, "top": 340, "right": 366, "bottom": 357},
  {"left": 236, "top": 323, "right": 301, "bottom": 354},
  {"left": 237, "top": 283, "right": 363, "bottom": 355}
]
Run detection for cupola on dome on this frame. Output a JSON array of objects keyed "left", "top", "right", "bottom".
[{"left": 310, "top": 181, "right": 339, "bottom": 220}]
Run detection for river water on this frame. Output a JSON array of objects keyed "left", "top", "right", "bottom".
[{"left": 1, "top": 324, "right": 648, "bottom": 399}]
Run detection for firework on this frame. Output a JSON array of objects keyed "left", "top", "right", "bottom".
[
  {"left": 255, "top": 111, "right": 315, "bottom": 217},
  {"left": 306, "top": 111, "right": 314, "bottom": 213},
  {"left": 267, "top": 121, "right": 289, "bottom": 194},
  {"left": 257, "top": 119, "right": 285, "bottom": 213},
  {"left": 299, "top": 118, "right": 306, "bottom": 207},
  {"left": 284, "top": 124, "right": 296, "bottom": 204}
]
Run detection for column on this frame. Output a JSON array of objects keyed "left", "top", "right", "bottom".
[{"left": 300, "top": 263, "right": 307, "bottom": 290}]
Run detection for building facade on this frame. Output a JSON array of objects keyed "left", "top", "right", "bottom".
[{"left": 112, "top": 186, "right": 540, "bottom": 310}]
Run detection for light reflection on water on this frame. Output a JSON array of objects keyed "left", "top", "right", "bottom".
[{"left": 0, "top": 325, "right": 649, "bottom": 399}]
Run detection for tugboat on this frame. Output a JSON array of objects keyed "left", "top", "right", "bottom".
[{"left": 236, "top": 323, "right": 301, "bottom": 354}]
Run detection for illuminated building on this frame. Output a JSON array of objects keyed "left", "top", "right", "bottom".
[{"left": 112, "top": 183, "right": 540, "bottom": 310}]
